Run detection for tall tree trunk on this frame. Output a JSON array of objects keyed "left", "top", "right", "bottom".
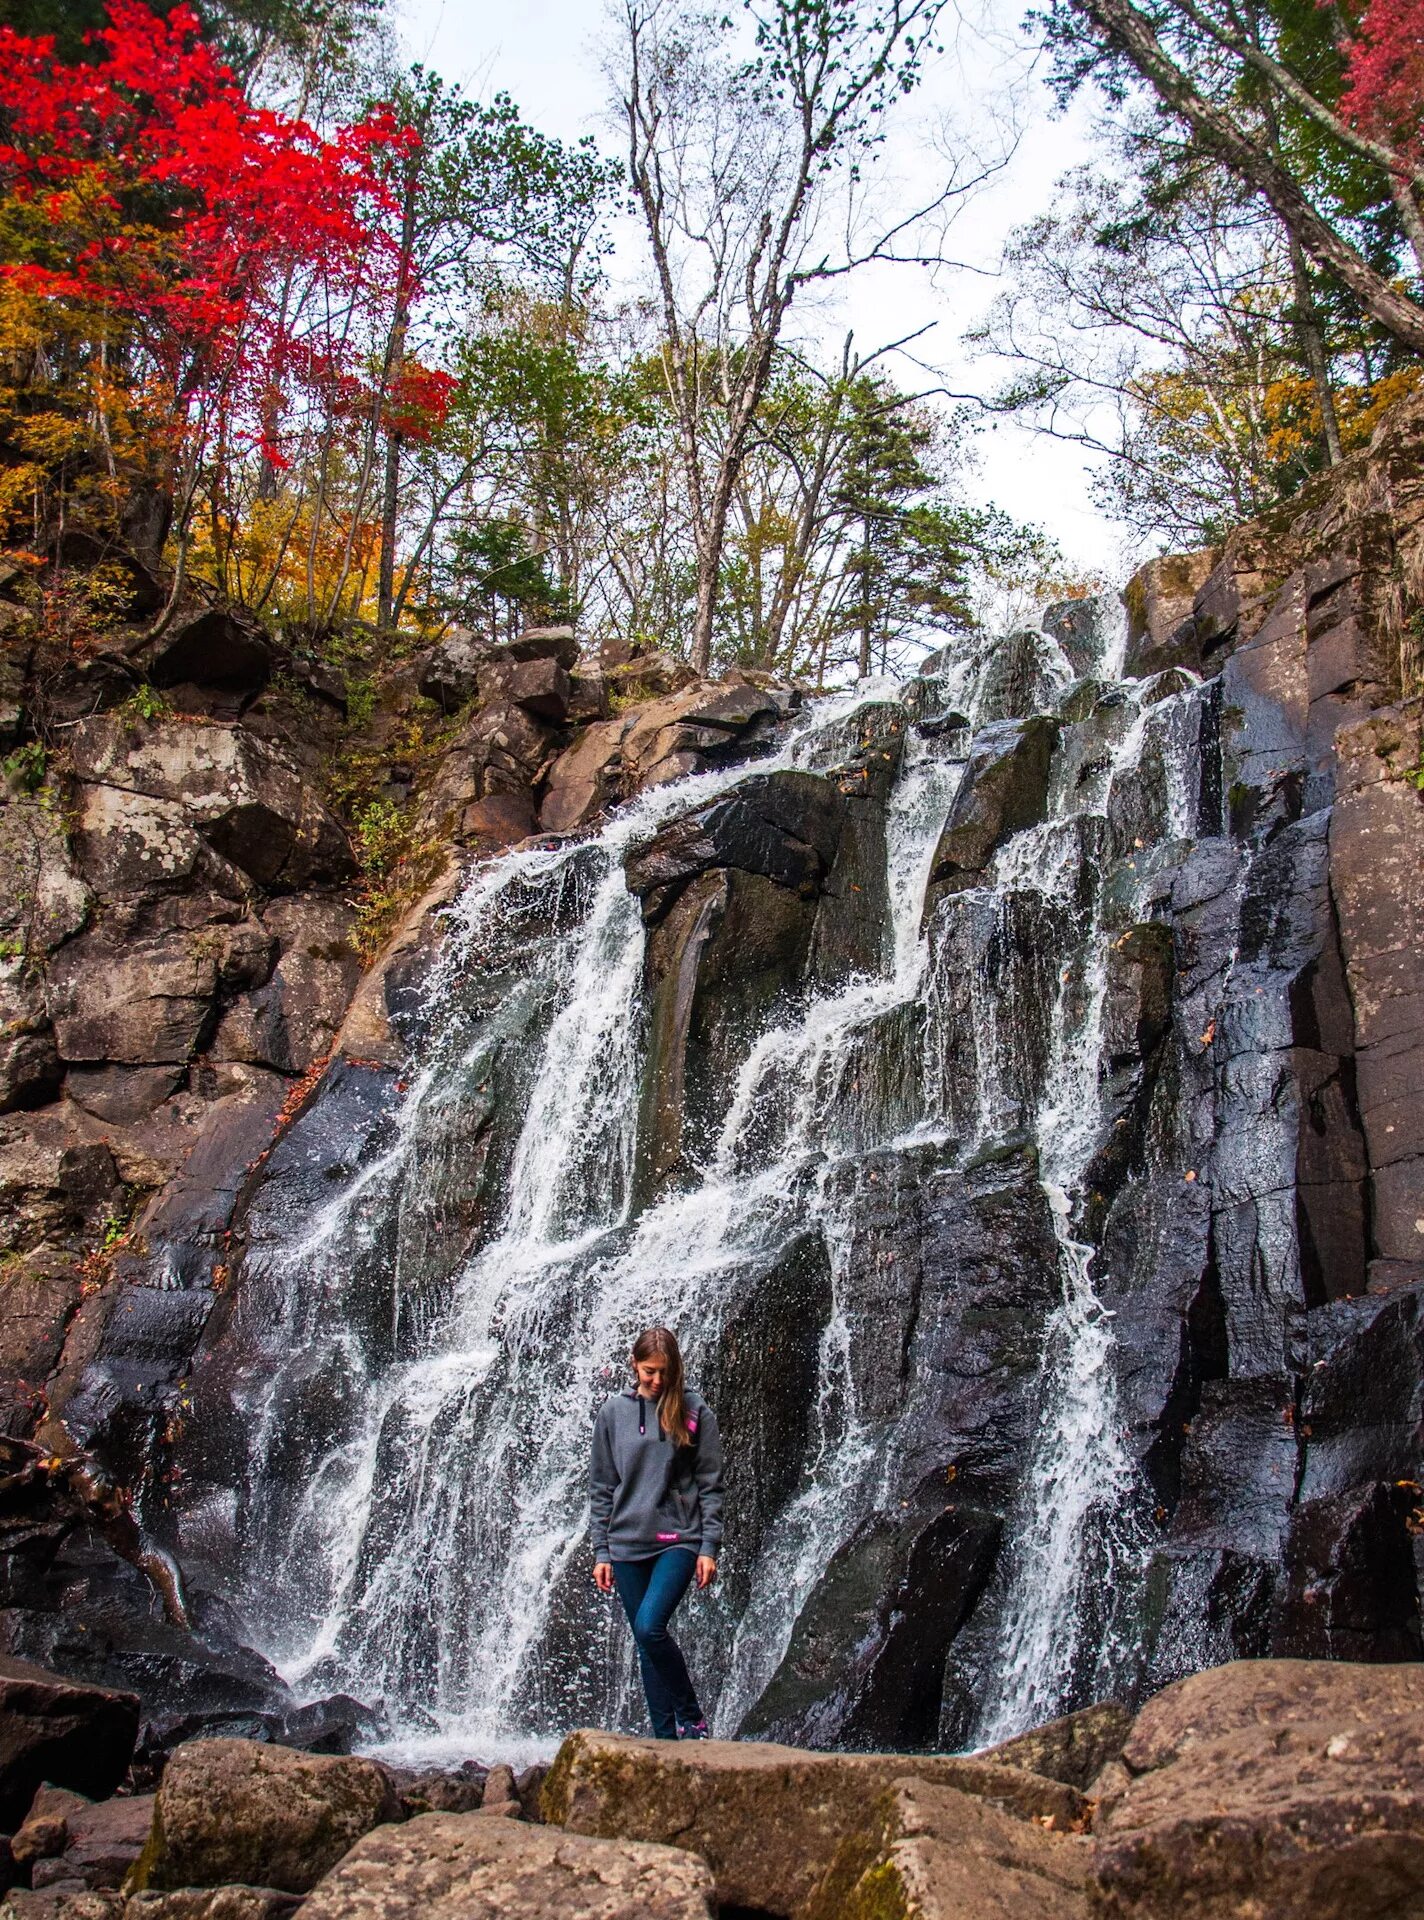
[
  {"left": 1288, "top": 238, "right": 1343, "bottom": 466},
  {"left": 377, "top": 171, "right": 419, "bottom": 631},
  {"left": 1070, "top": 0, "right": 1424, "bottom": 352},
  {"left": 377, "top": 429, "right": 404, "bottom": 629},
  {"left": 858, "top": 514, "right": 873, "bottom": 679},
  {"left": 1390, "top": 174, "right": 1424, "bottom": 280}
]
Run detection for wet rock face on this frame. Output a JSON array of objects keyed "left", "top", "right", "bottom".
[{"left": 924, "top": 717, "right": 1058, "bottom": 908}]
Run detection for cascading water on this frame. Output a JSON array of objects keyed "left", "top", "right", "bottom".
[{"left": 198, "top": 609, "right": 1218, "bottom": 1757}]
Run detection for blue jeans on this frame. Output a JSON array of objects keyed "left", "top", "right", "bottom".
[{"left": 611, "top": 1549, "right": 704, "bottom": 1739}]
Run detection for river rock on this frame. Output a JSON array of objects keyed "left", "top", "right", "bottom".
[
  {"left": 125, "top": 1892, "right": 301, "bottom": 1919},
  {"left": 978, "top": 1701, "right": 1135, "bottom": 1792},
  {"left": 541, "top": 1730, "right": 1086, "bottom": 1917},
  {"left": 127, "top": 1738, "right": 401, "bottom": 1895},
  {"left": 298, "top": 1810, "right": 716, "bottom": 1920},
  {"left": 23, "top": 1793, "right": 155, "bottom": 1890},
  {"left": 0, "top": 1655, "right": 139, "bottom": 1827},
  {"left": 13, "top": 1784, "right": 92, "bottom": 1865},
  {"left": 805, "top": 1776, "right": 1089, "bottom": 1920},
  {"left": 1090, "top": 1658, "right": 1424, "bottom": 1918}
]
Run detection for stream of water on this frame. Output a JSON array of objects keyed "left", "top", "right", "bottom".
[{"left": 216, "top": 614, "right": 1209, "bottom": 1756}]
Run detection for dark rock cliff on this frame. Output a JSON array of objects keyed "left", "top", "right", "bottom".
[{"left": 0, "top": 394, "right": 1421, "bottom": 1752}]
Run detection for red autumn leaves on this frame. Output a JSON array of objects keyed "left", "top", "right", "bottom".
[
  {"left": 0, "top": 0, "right": 451, "bottom": 457},
  {"left": 1337, "top": 0, "right": 1424, "bottom": 170}
]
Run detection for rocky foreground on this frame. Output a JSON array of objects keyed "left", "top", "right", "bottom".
[{"left": 0, "top": 1654, "right": 1421, "bottom": 1919}]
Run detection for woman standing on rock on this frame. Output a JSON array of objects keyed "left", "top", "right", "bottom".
[{"left": 590, "top": 1326, "right": 725, "bottom": 1741}]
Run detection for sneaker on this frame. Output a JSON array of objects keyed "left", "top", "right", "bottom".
[{"left": 678, "top": 1719, "right": 710, "bottom": 1740}]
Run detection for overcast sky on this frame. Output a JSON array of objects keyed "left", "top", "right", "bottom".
[{"left": 392, "top": 0, "right": 1137, "bottom": 582}]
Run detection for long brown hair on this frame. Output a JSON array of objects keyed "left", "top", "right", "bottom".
[{"left": 632, "top": 1326, "right": 692, "bottom": 1447}]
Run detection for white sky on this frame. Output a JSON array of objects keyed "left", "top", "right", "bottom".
[{"left": 393, "top": 0, "right": 1140, "bottom": 581}]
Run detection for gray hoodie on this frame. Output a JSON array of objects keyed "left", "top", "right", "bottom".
[{"left": 589, "top": 1389, "right": 725, "bottom": 1563}]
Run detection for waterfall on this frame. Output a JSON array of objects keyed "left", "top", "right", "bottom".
[{"left": 201, "top": 611, "right": 1216, "bottom": 1758}]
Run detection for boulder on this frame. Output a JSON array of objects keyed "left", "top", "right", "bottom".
[
  {"left": 298, "top": 1808, "right": 717, "bottom": 1920},
  {"left": 541, "top": 1730, "right": 1086, "bottom": 1917},
  {"left": 538, "top": 719, "right": 629, "bottom": 833},
  {"left": 805, "top": 1777, "right": 1089, "bottom": 1920},
  {"left": 2, "top": 1893, "right": 122, "bottom": 1919},
  {"left": 127, "top": 1738, "right": 402, "bottom": 1895},
  {"left": 977, "top": 1701, "right": 1134, "bottom": 1792},
  {"left": 0, "top": 963, "right": 62, "bottom": 1113},
  {"left": 1091, "top": 1658, "right": 1424, "bottom": 1919},
  {"left": 459, "top": 792, "right": 538, "bottom": 851},
  {"left": 384, "top": 1766, "right": 486, "bottom": 1818},
  {"left": 417, "top": 629, "right": 489, "bottom": 711},
  {"left": 538, "top": 680, "right": 792, "bottom": 834},
  {"left": 125, "top": 1893, "right": 301, "bottom": 1919},
  {"left": 14, "top": 1784, "right": 92, "bottom": 1866},
  {"left": 143, "top": 610, "right": 274, "bottom": 712},
  {"left": 625, "top": 772, "right": 843, "bottom": 921},
  {"left": 492, "top": 625, "right": 580, "bottom": 671},
  {"left": 68, "top": 719, "right": 353, "bottom": 892},
  {"left": 212, "top": 896, "right": 361, "bottom": 1074},
  {"left": 71, "top": 788, "right": 248, "bottom": 903},
  {"left": 456, "top": 700, "right": 557, "bottom": 798},
  {"left": 0, "top": 1654, "right": 138, "bottom": 1827},
  {"left": 1122, "top": 550, "right": 1218, "bottom": 677},
  {"left": 22, "top": 1792, "right": 154, "bottom": 1891},
  {"left": 924, "top": 718, "right": 1058, "bottom": 904},
  {"left": 479, "top": 656, "right": 570, "bottom": 723},
  {"left": 47, "top": 923, "right": 274, "bottom": 1066}
]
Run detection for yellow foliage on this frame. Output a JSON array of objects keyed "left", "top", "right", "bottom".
[{"left": 0, "top": 281, "right": 172, "bottom": 542}]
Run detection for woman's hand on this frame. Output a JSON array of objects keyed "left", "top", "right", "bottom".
[
  {"left": 696, "top": 1555, "right": 717, "bottom": 1589},
  {"left": 593, "top": 1560, "right": 614, "bottom": 1593}
]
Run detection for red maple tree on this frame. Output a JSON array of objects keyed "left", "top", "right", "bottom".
[
  {"left": 1337, "top": 0, "right": 1424, "bottom": 169},
  {"left": 0, "top": 0, "right": 413, "bottom": 461}
]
